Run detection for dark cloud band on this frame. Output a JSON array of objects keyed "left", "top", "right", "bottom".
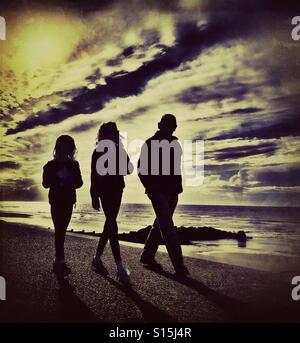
[{"left": 6, "top": 13, "right": 267, "bottom": 135}]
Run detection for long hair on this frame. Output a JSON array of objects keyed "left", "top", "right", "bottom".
[
  {"left": 53, "top": 135, "right": 77, "bottom": 161},
  {"left": 96, "top": 122, "right": 120, "bottom": 145}
]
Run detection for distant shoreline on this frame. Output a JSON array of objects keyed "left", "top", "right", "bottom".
[{"left": 1, "top": 201, "right": 300, "bottom": 209}]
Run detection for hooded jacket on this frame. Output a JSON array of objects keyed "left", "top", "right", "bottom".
[{"left": 42, "top": 159, "right": 83, "bottom": 204}]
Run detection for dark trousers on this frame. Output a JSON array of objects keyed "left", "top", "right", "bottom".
[
  {"left": 96, "top": 190, "right": 123, "bottom": 262},
  {"left": 141, "top": 193, "right": 184, "bottom": 269},
  {"left": 51, "top": 202, "right": 73, "bottom": 261}
]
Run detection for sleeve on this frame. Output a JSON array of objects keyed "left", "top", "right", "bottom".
[
  {"left": 118, "top": 141, "right": 133, "bottom": 175},
  {"left": 122, "top": 145, "right": 133, "bottom": 175},
  {"left": 73, "top": 161, "right": 83, "bottom": 189},
  {"left": 42, "top": 163, "right": 53, "bottom": 189},
  {"left": 138, "top": 142, "right": 156, "bottom": 192},
  {"left": 90, "top": 150, "right": 98, "bottom": 198},
  {"left": 172, "top": 139, "right": 182, "bottom": 175},
  {"left": 127, "top": 153, "right": 134, "bottom": 175}
]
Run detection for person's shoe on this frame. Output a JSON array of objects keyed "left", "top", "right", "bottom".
[
  {"left": 140, "top": 255, "right": 162, "bottom": 270},
  {"left": 53, "top": 261, "right": 71, "bottom": 277},
  {"left": 174, "top": 265, "right": 190, "bottom": 277},
  {"left": 92, "top": 258, "right": 109, "bottom": 276},
  {"left": 117, "top": 264, "right": 131, "bottom": 285}
]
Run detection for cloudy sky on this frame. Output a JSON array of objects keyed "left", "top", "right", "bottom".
[{"left": 1, "top": 0, "right": 300, "bottom": 206}]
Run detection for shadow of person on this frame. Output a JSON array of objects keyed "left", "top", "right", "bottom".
[
  {"left": 56, "top": 276, "right": 97, "bottom": 322},
  {"left": 147, "top": 268, "right": 258, "bottom": 322},
  {"left": 102, "top": 275, "right": 176, "bottom": 323}
]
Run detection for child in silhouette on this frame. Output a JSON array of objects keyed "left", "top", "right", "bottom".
[{"left": 43, "top": 135, "right": 83, "bottom": 276}]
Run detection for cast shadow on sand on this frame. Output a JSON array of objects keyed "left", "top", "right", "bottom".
[
  {"left": 95, "top": 271, "right": 176, "bottom": 322},
  {"left": 56, "top": 276, "right": 96, "bottom": 322},
  {"left": 144, "top": 266, "right": 258, "bottom": 322}
]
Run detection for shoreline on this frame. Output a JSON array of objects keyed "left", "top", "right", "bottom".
[
  {"left": 0, "top": 211, "right": 251, "bottom": 244},
  {"left": 118, "top": 240, "right": 300, "bottom": 273},
  {"left": 1, "top": 219, "right": 299, "bottom": 273},
  {"left": 1, "top": 201, "right": 300, "bottom": 208}
]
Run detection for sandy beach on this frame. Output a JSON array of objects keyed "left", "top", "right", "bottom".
[{"left": 0, "top": 220, "right": 299, "bottom": 323}]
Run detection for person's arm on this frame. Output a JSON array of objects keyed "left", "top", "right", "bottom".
[
  {"left": 90, "top": 151, "right": 98, "bottom": 197},
  {"left": 137, "top": 142, "right": 158, "bottom": 193},
  {"left": 118, "top": 141, "right": 134, "bottom": 175},
  {"left": 73, "top": 161, "right": 83, "bottom": 188},
  {"left": 42, "top": 163, "right": 53, "bottom": 188},
  {"left": 127, "top": 155, "right": 134, "bottom": 174},
  {"left": 124, "top": 148, "right": 134, "bottom": 175},
  {"left": 90, "top": 150, "right": 100, "bottom": 210}
]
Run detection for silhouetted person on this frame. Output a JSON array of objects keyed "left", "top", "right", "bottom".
[
  {"left": 138, "top": 114, "right": 189, "bottom": 276},
  {"left": 43, "top": 135, "right": 83, "bottom": 276},
  {"left": 90, "top": 122, "right": 133, "bottom": 284}
]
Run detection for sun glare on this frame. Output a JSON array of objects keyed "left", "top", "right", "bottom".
[{"left": 3, "top": 12, "right": 83, "bottom": 74}]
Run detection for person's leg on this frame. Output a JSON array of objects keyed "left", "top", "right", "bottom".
[
  {"left": 51, "top": 202, "right": 73, "bottom": 262},
  {"left": 107, "top": 191, "right": 122, "bottom": 262},
  {"left": 97, "top": 191, "right": 122, "bottom": 263},
  {"left": 51, "top": 204, "right": 63, "bottom": 261},
  {"left": 100, "top": 191, "right": 130, "bottom": 283},
  {"left": 150, "top": 193, "right": 184, "bottom": 269},
  {"left": 95, "top": 213, "right": 110, "bottom": 261},
  {"left": 166, "top": 194, "right": 188, "bottom": 274},
  {"left": 168, "top": 194, "right": 178, "bottom": 218},
  {"left": 61, "top": 202, "right": 73, "bottom": 252},
  {"left": 141, "top": 217, "right": 162, "bottom": 261}
]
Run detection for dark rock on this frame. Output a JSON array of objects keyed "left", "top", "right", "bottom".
[
  {"left": 237, "top": 230, "right": 247, "bottom": 242},
  {"left": 116, "top": 226, "right": 251, "bottom": 245},
  {"left": 70, "top": 225, "right": 252, "bottom": 245}
]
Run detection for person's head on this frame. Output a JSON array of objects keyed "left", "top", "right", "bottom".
[
  {"left": 53, "top": 135, "right": 76, "bottom": 161},
  {"left": 158, "top": 114, "right": 177, "bottom": 137},
  {"left": 97, "top": 121, "right": 119, "bottom": 143}
]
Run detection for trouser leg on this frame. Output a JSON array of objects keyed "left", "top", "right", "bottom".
[
  {"left": 106, "top": 219, "right": 121, "bottom": 262},
  {"left": 141, "top": 218, "right": 162, "bottom": 259},
  {"left": 95, "top": 191, "right": 122, "bottom": 263},
  {"left": 150, "top": 193, "right": 184, "bottom": 269},
  {"left": 51, "top": 202, "right": 73, "bottom": 261},
  {"left": 95, "top": 223, "right": 110, "bottom": 259}
]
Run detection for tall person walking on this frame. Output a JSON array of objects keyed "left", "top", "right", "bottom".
[{"left": 138, "top": 114, "right": 189, "bottom": 276}]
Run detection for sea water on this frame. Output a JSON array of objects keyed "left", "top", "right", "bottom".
[{"left": 1, "top": 201, "right": 299, "bottom": 258}]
